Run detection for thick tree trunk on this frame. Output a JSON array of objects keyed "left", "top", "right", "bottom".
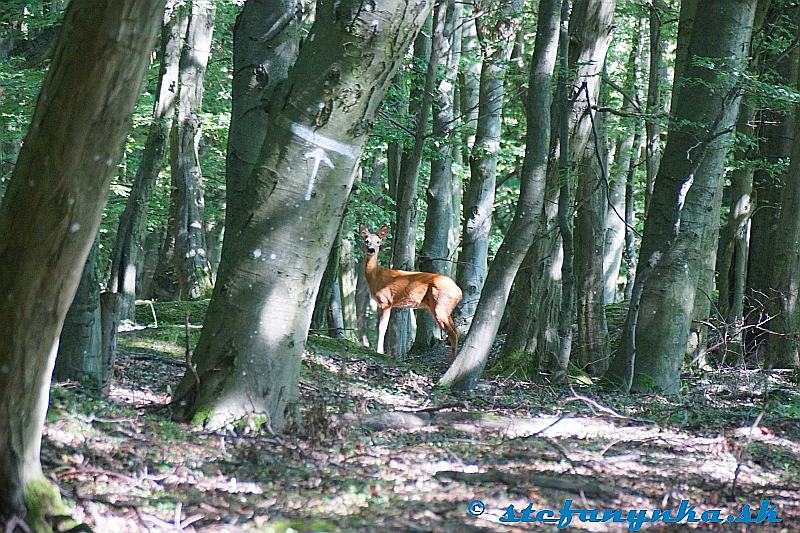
[
  {"left": 455, "top": 0, "right": 523, "bottom": 332},
  {"left": 171, "top": 0, "right": 432, "bottom": 431},
  {"left": 386, "top": 13, "right": 438, "bottom": 358},
  {"left": 511, "top": 0, "right": 616, "bottom": 370},
  {"left": 415, "top": 0, "right": 460, "bottom": 350},
  {"left": 608, "top": 0, "right": 757, "bottom": 393},
  {"left": 54, "top": 239, "right": 103, "bottom": 386},
  {"left": 574, "top": 109, "right": 608, "bottom": 375},
  {"left": 440, "top": 0, "right": 560, "bottom": 390},
  {"left": 107, "top": 2, "right": 185, "bottom": 321},
  {"left": 765, "top": 17, "right": 800, "bottom": 368},
  {"left": 138, "top": 229, "right": 164, "bottom": 300},
  {"left": 224, "top": 0, "right": 301, "bottom": 246},
  {"left": 151, "top": 199, "right": 180, "bottom": 300},
  {"left": 171, "top": 0, "right": 216, "bottom": 300},
  {"left": 0, "top": 0, "right": 163, "bottom": 520}
]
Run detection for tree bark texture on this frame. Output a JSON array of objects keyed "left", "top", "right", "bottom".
[
  {"left": 0, "top": 0, "right": 163, "bottom": 518},
  {"left": 171, "top": 0, "right": 433, "bottom": 431},
  {"left": 608, "top": 0, "right": 757, "bottom": 393},
  {"left": 224, "top": 0, "right": 301, "bottom": 246},
  {"left": 107, "top": 1, "right": 185, "bottom": 321},
  {"left": 171, "top": 0, "right": 216, "bottom": 300},
  {"left": 54, "top": 239, "right": 103, "bottom": 386},
  {"left": 440, "top": 0, "right": 560, "bottom": 390},
  {"left": 415, "top": 0, "right": 461, "bottom": 350},
  {"left": 455, "top": 0, "right": 524, "bottom": 332},
  {"left": 386, "top": 12, "right": 438, "bottom": 358}
]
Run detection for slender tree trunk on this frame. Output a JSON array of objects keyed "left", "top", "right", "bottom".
[
  {"left": 106, "top": 1, "right": 185, "bottom": 321},
  {"left": 440, "top": 0, "right": 560, "bottom": 390},
  {"left": 54, "top": 239, "right": 103, "bottom": 386},
  {"left": 458, "top": 8, "right": 481, "bottom": 161},
  {"left": 643, "top": 0, "right": 668, "bottom": 213},
  {"left": 415, "top": 0, "right": 460, "bottom": 349},
  {"left": 604, "top": 23, "right": 644, "bottom": 304},
  {"left": 339, "top": 238, "right": 358, "bottom": 341},
  {"left": 623, "top": 138, "right": 642, "bottom": 301},
  {"left": 455, "top": 0, "right": 523, "bottom": 332},
  {"left": 171, "top": 0, "right": 216, "bottom": 300},
  {"left": 511, "top": 0, "right": 616, "bottom": 370},
  {"left": 356, "top": 157, "right": 385, "bottom": 347},
  {"left": 170, "top": 0, "right": 433, "bottom": 431},
  {"left": 151, "top": 198, "right": 180, "bottom": 300},
  {"left": 0, "top": 0, "right": 163, "bottom": 519},
  {"left": 385, "top": 16, "right": 434, "bottom": 358},
  {"left": 138, "top": 229, "right": 164, "bottom": 300},
  {"left": 607, "top": 0, "right": 757, "bottom": 393},
  {"left": 312, "top": 235, "right": 341, "bottom": 333}
]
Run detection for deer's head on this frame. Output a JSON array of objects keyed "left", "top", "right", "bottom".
[{"left": 359, "top": 224, "right": 388, "bottom": 256}]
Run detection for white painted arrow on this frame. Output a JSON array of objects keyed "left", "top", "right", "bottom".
[{"left": 304, "top": 147, "right": 334, "bottom": 201}]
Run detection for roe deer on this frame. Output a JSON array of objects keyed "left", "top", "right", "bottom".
[{"left": 359, "top": 224, "right": 463, "bottom": 362}]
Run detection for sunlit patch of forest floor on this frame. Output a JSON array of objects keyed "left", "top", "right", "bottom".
[{"left": 44, "top": 302, "right": 800, "bottom": 532}]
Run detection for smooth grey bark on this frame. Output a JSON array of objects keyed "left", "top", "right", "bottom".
[
  {"left": 510, "top": 0, "right": 616, "bottom": 369},
  {"left": 604, "top": 25, "right": 644, "bottom": 304},
  {"left": 458, "top": 9, "right": 481, "bottom": 161},
  {"left": 415, "top": 0, "right": 460, "bottom": 349},
  {"left": 151, "top": 201, "right": 179, "bottom": 300},
  {"left": 107, "top": 1, "right": 184, "bottom": 321},
  {"left": 339, "top": 237, "right": 358, "bottom": 341},
  {"left": 574, "top": 105, "right": 608, "bottom": 375},
  {"left": 607, "top": 0, "right": 757, "bottom": 393},
  {"left": 765, "top": 14, "right": 800, "bottom": 368},
  {"left": 622, "top": 135, "right": 642, "bottom": 302},
  {"left": 643, "top": 0, "right": 668, "bottom": 214},
  {"left": 454, "top": 0, "right": 523, "bottom": 332},
  {"left": 54, "top": 239, "right": 103, "bottom": 386},
  {"left": 439, "top": 0, "right": 560, "bottom": 390},
  {"left": 670, "top": 0, "right": 698, "bottom": 115},
  {"left": 386, "top": 12, "right": 438, "bottom": 358},
  {"left": 138, "top": 229, "right": 163, "bottom": 299},
  {"left": 171, "top": 0, "right": 216, "bottom": 300},
  {"left": 224, "top": 0, "right": 301, "bottom": 245},
  {"left": 0, "top": 0, "right": 163, "bottom": 518},
  {"left": 171, "top": 0, "right": 433, "bottom": 431}
]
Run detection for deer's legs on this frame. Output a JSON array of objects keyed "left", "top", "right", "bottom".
[
  {"left": 377, "top": 307, "right": 391, "bottom": 354},
  {"left": 433, "top": 304, "right": 459, "bottom": 363}
]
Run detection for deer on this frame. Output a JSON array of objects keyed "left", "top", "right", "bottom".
[{"left": 359, "top": 224, "right": 463, "bottom": 363}]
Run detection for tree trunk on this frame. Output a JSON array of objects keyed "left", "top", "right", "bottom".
[
  {"left": 574, "top": 106, "right": 609, "bottom": 375},
  {"left": 224, "top": 0, "right": 301, "bottom": 246},
  {"left": 0, "top": 0, "right": 163, "bottom": 519},
  {"left": 458, "top": 8, "right": 481, "bottom": 161},
  {"left": 439, "top": 0, "right": 560, "bottom": 390},
  {"left": 170, "top": 0, "right": 433, "bottom": 431},
  {"left": 455, "top": 0, "right": 523, "bottom": 332},
  {"left": 623, "top": 138, "right": 642, "bottom": 301},
  {"left": 311, "top": 236, "right": 341, "bottom": 333},
  {"left": 765, "top": 15, "right": 800, "bottom": 368},
  {"left": 386, "top": 11, "right": 442, "bottom": 358},
  {"left": 643, "top": 0, "right": 668, "bottom": 213},
  {"left": 138, "top": 229, "right": 164, "bottom": 300},
  {"left": 338, "top": 237, "right": 358, "bottom": 341},
  {"left": 415, "top": 0, "right": 460, "bottom": 350},
  {"left": 608, "top": 0, "right": 757, "bottom": 393},
  {"left": 106, "top": 1, "right": 185, "bottom": 321},
  {"left": 54, "top": 239, "right": 103, "bottom": 386},
  {"left": 171, "top": 0, "right": 216, "bottom": 300},
  {"left": 151, "top": 198, "right": 180, "bottom": 300},
  {"left": 604, "top": 23, "right": 644, "bottom": 304},
  {"left": 509, "top": 0, "right": 616, "bottom": 370}
]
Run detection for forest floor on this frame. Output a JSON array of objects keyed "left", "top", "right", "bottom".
[{"left": 43, "top": 301, "right": 800, "bottom": 532}]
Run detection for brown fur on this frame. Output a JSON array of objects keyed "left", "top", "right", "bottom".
[{"left": 359, "top": 224, "right": 463, "bottom": 362}]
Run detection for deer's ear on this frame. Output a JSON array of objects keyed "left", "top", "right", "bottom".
[
  {"left": 377, "top": 225, "right": 389, "bottom": 238},
  {"left": 359, "top": 224, "right": 369, "bottom": 237}
]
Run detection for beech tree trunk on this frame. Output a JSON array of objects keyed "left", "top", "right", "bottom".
[
  {"left": 0, "top": 0, "right": 163, "bottom": 519},
  {"left": 607, "top": 0, "right": 757, "bottom": 393},
  {"left": 440, "top": 0, "right": 560, "bottom": 390},
  {"left": 454, "top": 0, "right": 523, "bottom": 333},
  {"left": 107, "top": 1, "right": 185, "bottom": 321},
  {"left": 643, "top": 0, "right": 668, "bottom": 213},
  {"left": 171, "top": 0, "right": 216, "bottom": 300},
  {"left": 54, "top": 239, "right": 103, "bottom": 386},
  {"left": 224, "top": 0, "right": 301, "bottom": 246},
  {"left": 171, "top": 0, "right": 433, "bottom": 431},
  {"left": 415, "top": 0, "right": 460, "bottom": 350},
  {"left": 386, "top": 13, "right": 437, "bottom": 358}
]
